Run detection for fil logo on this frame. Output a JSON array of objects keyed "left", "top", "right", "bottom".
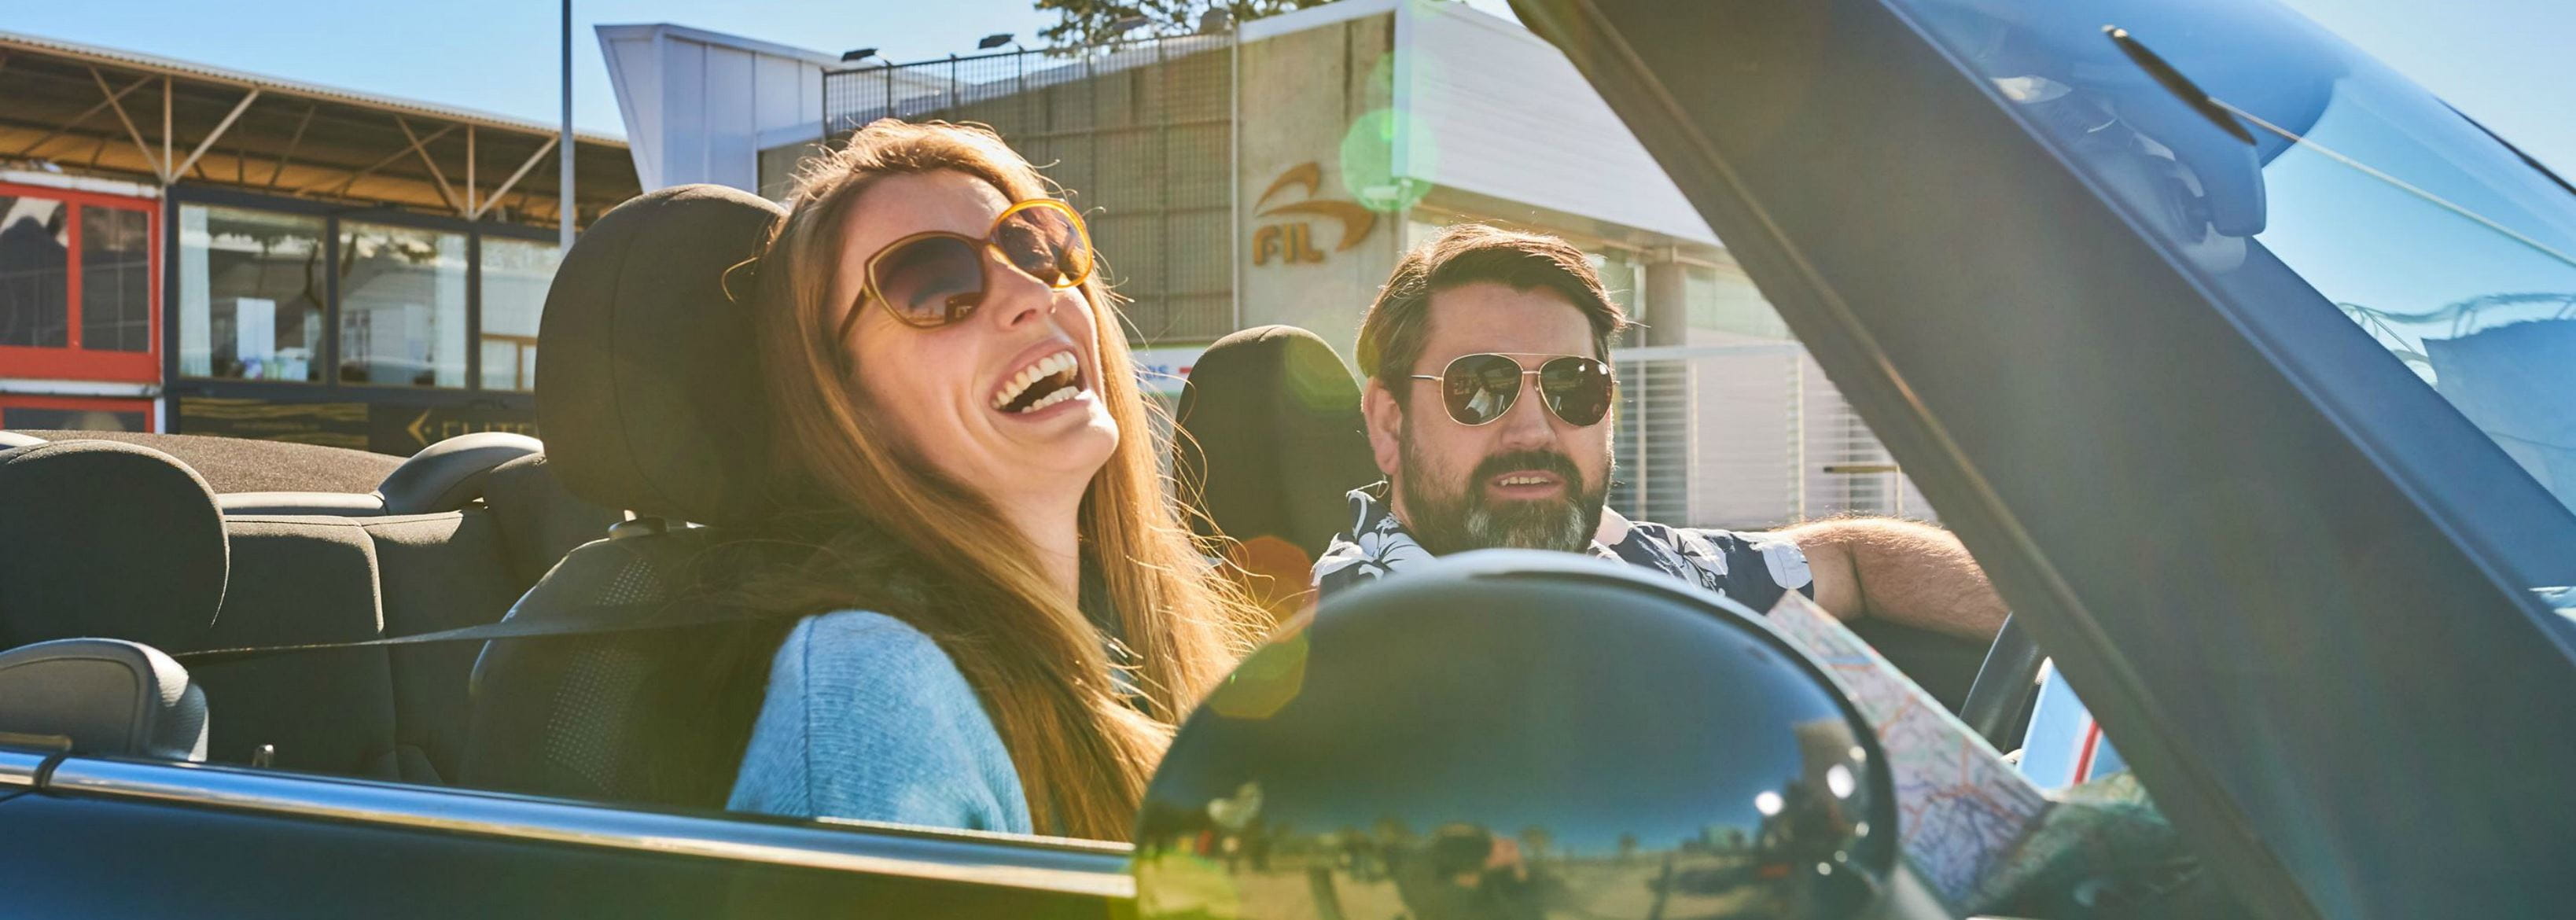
[{"left": 1249, "top": 162, "right": 1377, "bottom": 266}]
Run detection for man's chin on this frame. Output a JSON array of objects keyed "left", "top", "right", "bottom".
[{"left": 1467, "top": 500, "right": 1593, "bottom": 554}]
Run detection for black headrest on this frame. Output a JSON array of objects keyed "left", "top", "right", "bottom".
[
  {"left": 538, "top": 185, "right": 787, "bottom": 527},
  {"left": 0, "top": 638, "right": 208, "bottom": 761},
  {"left": 377, "top": 432, "right": 544, "bottom": 513},
  {"left": 1175, "top": 325, "right": 1380, "bottom": 556},
  {"left": 0, "top": 440, "right": 226, "bottom": 650}
]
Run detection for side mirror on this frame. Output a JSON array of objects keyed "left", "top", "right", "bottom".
[
  {"left": 1135, "top": 551, "right": 1925, "bottom": 919},
  {"left": 0, "top": 638, "right": 208, "bottom": 761}
]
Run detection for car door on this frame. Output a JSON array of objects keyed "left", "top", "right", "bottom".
[
  {"left": 1507, "top": 0, "right": 2576, "bottom": 917},
  {"left": 0, "top": 747, "right": 1125, "bottom": 918}
]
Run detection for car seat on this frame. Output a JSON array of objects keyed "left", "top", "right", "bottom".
[
  {"left": 1172, "top": 325, "right": 1379, "bottom": 617},
  {"left": 458, "top": 185, "right": 801, "bottom": 809}
]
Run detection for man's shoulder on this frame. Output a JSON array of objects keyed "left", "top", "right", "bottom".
[{"left": 1609, "top": 518, "right": 1814, "bottom": 602}]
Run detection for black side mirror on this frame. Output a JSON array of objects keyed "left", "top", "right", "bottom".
[
  {"left": 0, "top": 638, "right": 208, "bottom": 761},
  {"left": 1135, "top": 551, "right": 1933, "bottom": 919}
]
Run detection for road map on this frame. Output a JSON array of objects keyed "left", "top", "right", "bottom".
[{"left": 1764, "top": 594, "right": 2049, "bottom": 912}]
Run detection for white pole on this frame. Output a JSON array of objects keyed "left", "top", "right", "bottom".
[{"left": 560, "top": 0, "right": 576, "bottom": 249}]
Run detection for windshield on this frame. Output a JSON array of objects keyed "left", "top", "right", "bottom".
[{"left": 1889, "top": 0, "right": 2576, "bottom": 528}]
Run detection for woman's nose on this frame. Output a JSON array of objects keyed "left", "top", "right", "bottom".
[{"left": 983, "top": 252, "right": 1058, "bottom": 330}]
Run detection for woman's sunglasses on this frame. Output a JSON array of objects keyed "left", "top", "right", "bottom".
[
  {"left": 835, "top": 198, "right": 1095, "bottom": 340},
  {"left": 1410, "top": 353, "right": 1616, "bottom": 427}
]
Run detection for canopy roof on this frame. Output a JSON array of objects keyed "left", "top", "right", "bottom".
[{"left": 0, "top": 30, "right": 639, "bottom": 225}]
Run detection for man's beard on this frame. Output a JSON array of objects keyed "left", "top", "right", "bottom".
[{"left": 1397, "top": 441, "right": 1610, "bottom": 557}]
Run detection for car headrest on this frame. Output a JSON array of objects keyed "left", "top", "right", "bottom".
[
  {"left": 537, "top": 185, "right": 786, "bottom": 528},
  {"left": 377, "top": 432, "right": 544, "bottom": 513},
  {"left": 1175, "top": 325, "right": 1380, "bottom": 556},
  {"left": 0, "top": 440, "right": 226, "bottom": 651},
  {"left": 0, "top": 638, "right": 208, "bottom": 761}
]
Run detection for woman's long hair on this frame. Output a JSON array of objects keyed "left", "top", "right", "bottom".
[{"left": 738, "top": 120, "right": 1258, "bottom": 839}]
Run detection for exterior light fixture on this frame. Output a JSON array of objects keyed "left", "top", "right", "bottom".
[
  {"left": 977, "top": 33, "right": 1014, "bottom": 50},
  {"left": 840, "top": 47, "right": 879, "bottom": 62}
]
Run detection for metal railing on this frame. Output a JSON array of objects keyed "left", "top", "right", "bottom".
[
  {"left": 823, "top": 36, "right": 1237, "bottom": 342},
  {"left": 1608, "top": 343, "right": 1933, "bottom": 531}
]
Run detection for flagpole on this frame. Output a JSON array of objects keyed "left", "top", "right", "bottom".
[{"left": 559, "top": 0, "right": 576, "bottom": 249}]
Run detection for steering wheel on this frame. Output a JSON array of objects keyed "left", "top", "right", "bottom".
[{"left": 1958, "top": 614, "right": 2047, "bottom": 748}]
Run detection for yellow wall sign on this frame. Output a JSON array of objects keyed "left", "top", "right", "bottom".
[{"left": 1250, "top": 162, "right": 1377, "bottom": 266}]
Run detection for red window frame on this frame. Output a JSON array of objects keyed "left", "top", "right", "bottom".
[
  {"left": 0, "top": 182, "right": 161, "bottom": 383},
  {"left": 0, "top": 393, "right": 156, "bottom": 431}
]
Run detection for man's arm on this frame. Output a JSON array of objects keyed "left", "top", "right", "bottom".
[{"left": 1780, "top": 518, "right": 2007, "bottom": 639}]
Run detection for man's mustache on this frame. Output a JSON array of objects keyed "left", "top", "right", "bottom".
[{"left": 1471, "top": 450, "right": 1583, "bottom": 495}]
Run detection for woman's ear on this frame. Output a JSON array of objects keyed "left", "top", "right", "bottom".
[{"left": 1361, "top": 378, "right": 1405, "bottom": 480}]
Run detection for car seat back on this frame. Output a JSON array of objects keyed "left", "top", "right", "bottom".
[
  {"left": 0, "top": 440, "right": 228, "bottom": 653},
  {"left": 459, "top": 185, "right": 795, "bottom": 809},
  {"left": 1173, "top": 325, "right": 1379, "bottom": 615}
]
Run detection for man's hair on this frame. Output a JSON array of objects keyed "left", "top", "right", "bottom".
[{"left": 1354, "top": 224, "right": 1629, "bottom": 395}]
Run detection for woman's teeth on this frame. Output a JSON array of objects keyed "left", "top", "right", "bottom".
[
  {"left": 1019, "top": 386, "right": 1080, "bottom": 413},
  {"left": 994, "top": 351, "right": 1083, "bottom": 412}
]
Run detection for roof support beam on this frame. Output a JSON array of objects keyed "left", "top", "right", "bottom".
[
  {"left": 160, "top": 76, "right": 171, "bottom": 182},
  {"left": 395, "top": 116, "right": 466, "bottom": 215},
  {"left": 267, "top": 103, "right": 316, "bottom": 190},
  {"left": 13, "top": 73, "right": 152, "bottom": 159},
  {"left": 170, "top": 88, "right": 261, "bottom": 182},
  {"left": 87, "top": 66, "right": 166, "bottom": 181},
  {"left": 469, "top": 136, "right": 558, "bottom": 220},
  {"left": 313, "top": 121, "right": 454, "bottom": 197}
]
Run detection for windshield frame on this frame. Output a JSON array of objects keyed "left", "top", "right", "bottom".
[{"left": 1513, "top": 0, "right": 2576, "bottom": 916}]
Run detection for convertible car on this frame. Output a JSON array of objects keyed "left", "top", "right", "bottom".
[{"left": 2, "top": 0, "right": 2570, "bottom": 916}]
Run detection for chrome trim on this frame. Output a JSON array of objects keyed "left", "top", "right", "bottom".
[
  {"left": 42, "top": 756, "right": 1135, "bottom": 898},
  {"left": 0, "top": 749, "right": 49, "bottom": 789}
]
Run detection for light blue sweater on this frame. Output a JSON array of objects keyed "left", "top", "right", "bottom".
[{"left": 726, "top": 611, "right": 1033, "bottom": 834}]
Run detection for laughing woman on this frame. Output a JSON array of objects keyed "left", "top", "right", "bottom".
[{"left": 723, "top": 120, "right": 1258, "bottom": 841}]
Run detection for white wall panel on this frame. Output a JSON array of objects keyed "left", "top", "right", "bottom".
[
  {"left": 599, "top": 30, "right": 664, "bottom": 189},
  {"left": 1398, "top": 2, "right": 1717, "bottom": 245},
  {"left": 704, "top": 46, "right": 756, "bottom": 190},
  {"left": 596, "top": 24, "right": 837, "bottom": 192}
]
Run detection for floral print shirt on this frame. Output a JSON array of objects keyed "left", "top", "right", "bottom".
[{"left": 1312, "top": 484, "right": 1816, "bottom": 610}]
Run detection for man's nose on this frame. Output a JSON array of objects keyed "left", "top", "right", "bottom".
[{"left": 1493, "top": 374, "right": 1558, "bottom": 448}]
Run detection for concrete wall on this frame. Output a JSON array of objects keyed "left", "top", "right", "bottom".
[{"left": 1235, "top": 12, "right": 1403, "bottom": 366}]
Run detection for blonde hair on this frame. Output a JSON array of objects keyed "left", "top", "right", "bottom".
[{"left": 742, "top": 120, "right": 1257, "bottom": 838}]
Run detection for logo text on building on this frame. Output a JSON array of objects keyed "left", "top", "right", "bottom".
[{"left": 1250, "top": 162, "right": 1376, "bottom": 267}]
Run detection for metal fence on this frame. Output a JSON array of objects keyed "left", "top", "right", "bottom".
[
  {"left": 1608, "top": 343, "right": 1934, "bottom": 531},
  {"left": 822, "top": 36, "right": 1237, "bottom": 342}
]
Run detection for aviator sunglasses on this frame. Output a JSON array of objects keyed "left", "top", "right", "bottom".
[
  {"left": 835, "top": 198, "right": 1096, "bottom": 341},
  {"left": 1411, "top": 353, "right": 1617, "bottom": 427}
]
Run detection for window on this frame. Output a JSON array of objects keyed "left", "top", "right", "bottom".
[
  {"left": 178, "top": 204, "right": 327, "bottom": 382},
  {"left": 80, "top": 205, "right": 151, "bottom": 352},
  {"left": 1684, "top": 260, "right": 1790, "bottom": 342},
  {"left": 1588, "top": 248, "right": 1647, "bottom": 347},
  {"left": 337, "top": 221, "right": 467, "bottom": 388},
  {"left": 0, "top": 195, "right": 69, "bottom": 348},
  {"left": 478, "top": 237, "right": 560, "bottom": 391}
]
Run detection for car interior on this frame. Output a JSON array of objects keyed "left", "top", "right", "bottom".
[{"left": 0, "top": 181, "right": 2023, "bottom": 824}]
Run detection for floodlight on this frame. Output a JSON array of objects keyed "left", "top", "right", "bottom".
[
  {"left": 840, "top": 47, "right": 880, "bottom": 62},
  {"left": 977, "top": 33, "right": 1014, "bottom": 50}
]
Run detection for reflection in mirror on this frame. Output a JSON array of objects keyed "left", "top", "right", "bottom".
[{"left": 1134, "top": 552, "right": 1899, "bottom": 919}]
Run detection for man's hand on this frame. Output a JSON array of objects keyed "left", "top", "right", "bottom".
[{"left": 1782, "top": 518, "right": 2007, "bottom": 639}]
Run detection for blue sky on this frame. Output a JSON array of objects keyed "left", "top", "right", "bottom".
[{"left": 10, "top": 0, "right": 2572, "bottom": 178}]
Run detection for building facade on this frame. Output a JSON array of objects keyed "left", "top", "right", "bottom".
[
  {"left": 602, "top": 0, "right": 1928, "bottom": 529},
  {"left": 0, "top": 31, "right": 642, "bottom": 454}
]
